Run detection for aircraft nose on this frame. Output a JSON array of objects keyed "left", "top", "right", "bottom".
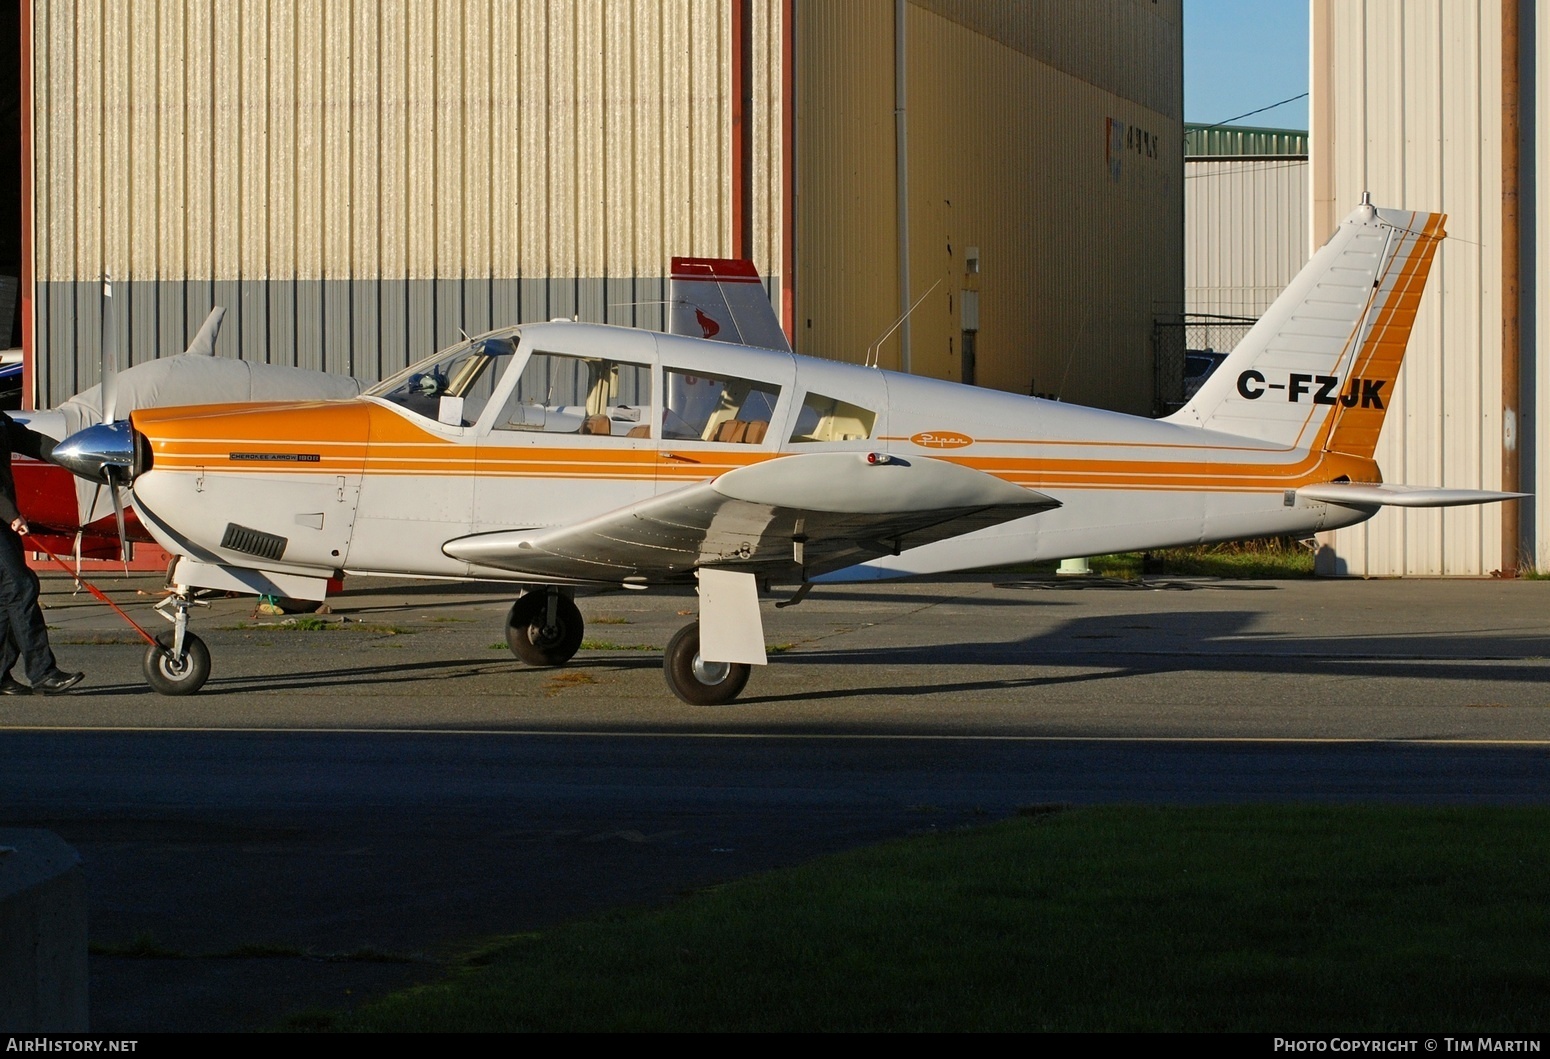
[{"left": 52, "top": 421, "right": 138, "bottom": 483}]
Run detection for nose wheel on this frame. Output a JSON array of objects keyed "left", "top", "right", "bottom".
[
  {"left": 663, "top": 622, "right": 750, "bottom": 706},
  {"left": 143, "top": 631, "right": 211, "bottom": 695},
  {"left": 506, "top": 591, "right": 585, "bottom": 666},
  {"left": 144, "top": 587, "right": 212, "bottom": 695}
]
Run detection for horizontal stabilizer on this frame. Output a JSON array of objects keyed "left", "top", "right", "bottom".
[{"left": 1298, "top": 483, "right": 1528, "bottom": 509}]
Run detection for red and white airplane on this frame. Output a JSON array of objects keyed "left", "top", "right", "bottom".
[{"left": 53, "top": 200, "right": 1522, "bottom": 702}]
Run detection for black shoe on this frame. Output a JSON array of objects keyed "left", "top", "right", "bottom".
[
  {"left": 34, "top": 671, "right": 83, "bottom": 695},
  {"left": 0, "top": 676, "right": 30, "bottom": 696}
]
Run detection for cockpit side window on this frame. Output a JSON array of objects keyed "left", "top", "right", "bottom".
[
  {"left": 494, "top": 351, "right": 652, "bottom": 437},
  {"left": 789, "top": 391, "right": 877, "bottom": 443},
  {"left": 370, "top": 334, "right": 518, "bottom": 426},
  {"left": 663, "top": 369, "right": 780, "bottom": 444}
]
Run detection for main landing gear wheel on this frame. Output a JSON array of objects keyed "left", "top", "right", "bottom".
[
  {"left": 663, "top": 622, "right": 750, "bottom": 706},
  {"left": 143, "top": 631, "right": 211, "bottom": 696},
  {"left": 506, "top": 593, "right": 585, "bottom": 666}
]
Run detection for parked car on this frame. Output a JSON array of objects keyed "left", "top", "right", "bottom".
[{"left": 1183, "top": 348, "right": 1229, "bottom": 400}]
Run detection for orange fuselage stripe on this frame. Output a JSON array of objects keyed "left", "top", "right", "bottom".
[{"left": 141, "top": 400, "right": 1381, "bottom": 495}]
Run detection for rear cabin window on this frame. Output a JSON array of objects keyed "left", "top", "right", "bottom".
[
  {"left": 495, "top": 352, "right": 652, "bottom": 437},
  {"left": 663, "top": 369, "right": 780, "bottom": 444},
  {"left": 789, "top": 392, "right": 877, "bottom": 443}
]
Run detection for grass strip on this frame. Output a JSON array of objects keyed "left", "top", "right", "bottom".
[
  {"left": 327, "top": 805, "right": 1550, "bottom": 1032},
  {"left": 1022, "top": 536, "right": 1316, "bottom": 579}
]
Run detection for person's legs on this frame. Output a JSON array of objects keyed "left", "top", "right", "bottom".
[
  {"left": 0, "top": 626, "right": 20, "bottom": 678},
  {"left": 0, "top": 530, "right": 59, "bottom": 683},
  {"left": 0, "top": 627, "right": 27, "bottom": 692}
]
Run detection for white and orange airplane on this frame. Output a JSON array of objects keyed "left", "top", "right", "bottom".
[
  {"left": 17, "top": 258, "right": 781, "bottom": 563},
  {"left": 54, "top": 199, "right": 1522, "bottom": 702},
  {"left": 17, "top": 306, "right": 365, "bottom": 561}
]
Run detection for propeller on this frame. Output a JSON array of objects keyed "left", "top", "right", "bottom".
[
  {"left": 105, "top": 466, "right": 128, "bottom": 563},
  {"left": 91, "top": 273, "right": 127, "bottom": 562},
  {"left": 101, "top": 272, "right": 119, "bottom": 425}
]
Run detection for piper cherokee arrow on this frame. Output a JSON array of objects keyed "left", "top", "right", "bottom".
[{"left": 52, "top": 199, "right": 1523, "bottom": 703}]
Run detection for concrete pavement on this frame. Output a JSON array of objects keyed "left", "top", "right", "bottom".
[{"left": 1, "top": 571, "right": 1546, "bottom": 1030}]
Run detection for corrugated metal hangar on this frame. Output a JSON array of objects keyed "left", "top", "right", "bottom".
[
  {"left": 1179, "top": 123, "right": 1308, "bottom": 418},
  {"left": 15, "top": 0, "right": 1183, "bottom": 418},
  {"left": 1310, "top": 0, "right": 1547, "bottom": 576},
  {"left": 11, "top": 0, "right": 1550, "bottom": 579},
  {"left": 1184, "top": 124, "right": 1308, "bottom": 319}
]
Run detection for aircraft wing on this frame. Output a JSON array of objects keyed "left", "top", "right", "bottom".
[
  {"left": 442, "top": 452, "right": 1059, "bottom": 583},
  {"left": 1297, "top": 483, "right": 1528, "bottom": 508}
]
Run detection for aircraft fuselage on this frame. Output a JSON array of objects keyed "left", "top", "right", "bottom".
[{"left": 124, "top": 320, "right": 1379, "bottom": 600}]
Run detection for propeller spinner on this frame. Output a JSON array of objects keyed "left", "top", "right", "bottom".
[{"left": 51, "top": 420, "right": 137, "bottom": 484}]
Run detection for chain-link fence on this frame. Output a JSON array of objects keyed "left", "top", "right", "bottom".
[{"left": 1152, "top": 313, "right": 1257, "bottom": 416}]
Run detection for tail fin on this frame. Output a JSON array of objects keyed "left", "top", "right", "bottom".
[
  {"left": 184, "top": 306, "right": 227, "bottom": 357},
  {"left": 668, "top": 257, "right": 792, "bottom": 352},
  {"left": 1167, "top": 200, "right": 1446, "bottom": 459}
]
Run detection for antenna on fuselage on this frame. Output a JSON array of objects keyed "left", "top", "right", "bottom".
[
  {"left": 1052, "top": 309, "right": 1092, "bottom": 403},
  {"left": 864, "top": 277, "right": 943, "bottom": 370}
]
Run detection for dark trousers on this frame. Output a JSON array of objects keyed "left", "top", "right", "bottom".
[{"left": 0, "top": 529, "right": 58, "bottom": 683}]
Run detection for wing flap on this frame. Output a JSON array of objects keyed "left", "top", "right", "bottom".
[{"left": 443, "top": 452, "right": 1059, "bottom": 583}]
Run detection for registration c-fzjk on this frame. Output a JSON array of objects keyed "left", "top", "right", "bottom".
[{"left": 1236, "top": 370, "right": 1386, "bottom": 409}]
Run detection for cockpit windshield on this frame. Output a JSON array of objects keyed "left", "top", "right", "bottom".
[{"left": 367, "top": 327, "right": 522, "bottom": 426}]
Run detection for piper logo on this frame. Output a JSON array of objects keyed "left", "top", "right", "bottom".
[
  {"left": 911, "top": 431, "right": 974, "bottom": 449},
  {"left": 1236, "top": 371, "right": 1386, "bottom": 409}
]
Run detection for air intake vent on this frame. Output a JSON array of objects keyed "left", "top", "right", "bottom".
[{"left": 221, "top": 523, "right": 287, "bottom": 561}]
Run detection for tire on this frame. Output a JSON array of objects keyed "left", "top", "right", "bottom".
[
  {"left": 663, "top": 622, "right": 750, "bottom": 706},
  {"left": 505, "top": 593, "right": 584, "bottom": 666},
  {"left": 143, "top": 631, "right": 212, "bottom": 696}
]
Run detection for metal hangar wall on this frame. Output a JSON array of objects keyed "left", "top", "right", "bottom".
[
  {"left": 794, "top": 0, "right": 1183, "bottom": 416},
  {"left": 1184, "top": 124, "right": 1309, "bottom": 319},
  {"left": 22, "top": 0, "right": 1181, "bottom": 419},
  {"left": 1310, "top": 0, "right": 1546, "bottom": 576},
  {"left": 24, "top": 0, "right": 786, "bottom": 406}
]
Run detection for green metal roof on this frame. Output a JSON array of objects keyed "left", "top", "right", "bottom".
[{"left": 1184, "top": 123, "right": 1308, "bottom": 158}]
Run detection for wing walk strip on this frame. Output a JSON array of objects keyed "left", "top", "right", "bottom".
[{"left": 5, "top": 725, "right": 1550, "bottom": 747}]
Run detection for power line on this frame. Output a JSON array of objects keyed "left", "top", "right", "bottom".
[
  {"left": 1184, "top": 159, "right": 1309, "bottom": 179},
  {"left": 1197, "top": 92, "right": 1309, "bottom": 130}
]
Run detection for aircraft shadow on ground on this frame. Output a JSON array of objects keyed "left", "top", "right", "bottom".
[
  {"left": 63, "top": 602, "right": 1550, "bottom": 703},
  {"left": 69, "top": 656, "right": 535, "bottom": 698},
  {"left": 733, "top": 605, "right": 1550, "bottom": 703}
]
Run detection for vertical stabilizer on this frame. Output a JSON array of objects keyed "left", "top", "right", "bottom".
[
  {"left": 184, "top": 306, "right": 227, "bottom": 357},
  {"left": 668, "top": 257, "right": 792, "bottom": 352},
  {"left": 1167, "top": 202, "right": 1445, "bottom": 459}
]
